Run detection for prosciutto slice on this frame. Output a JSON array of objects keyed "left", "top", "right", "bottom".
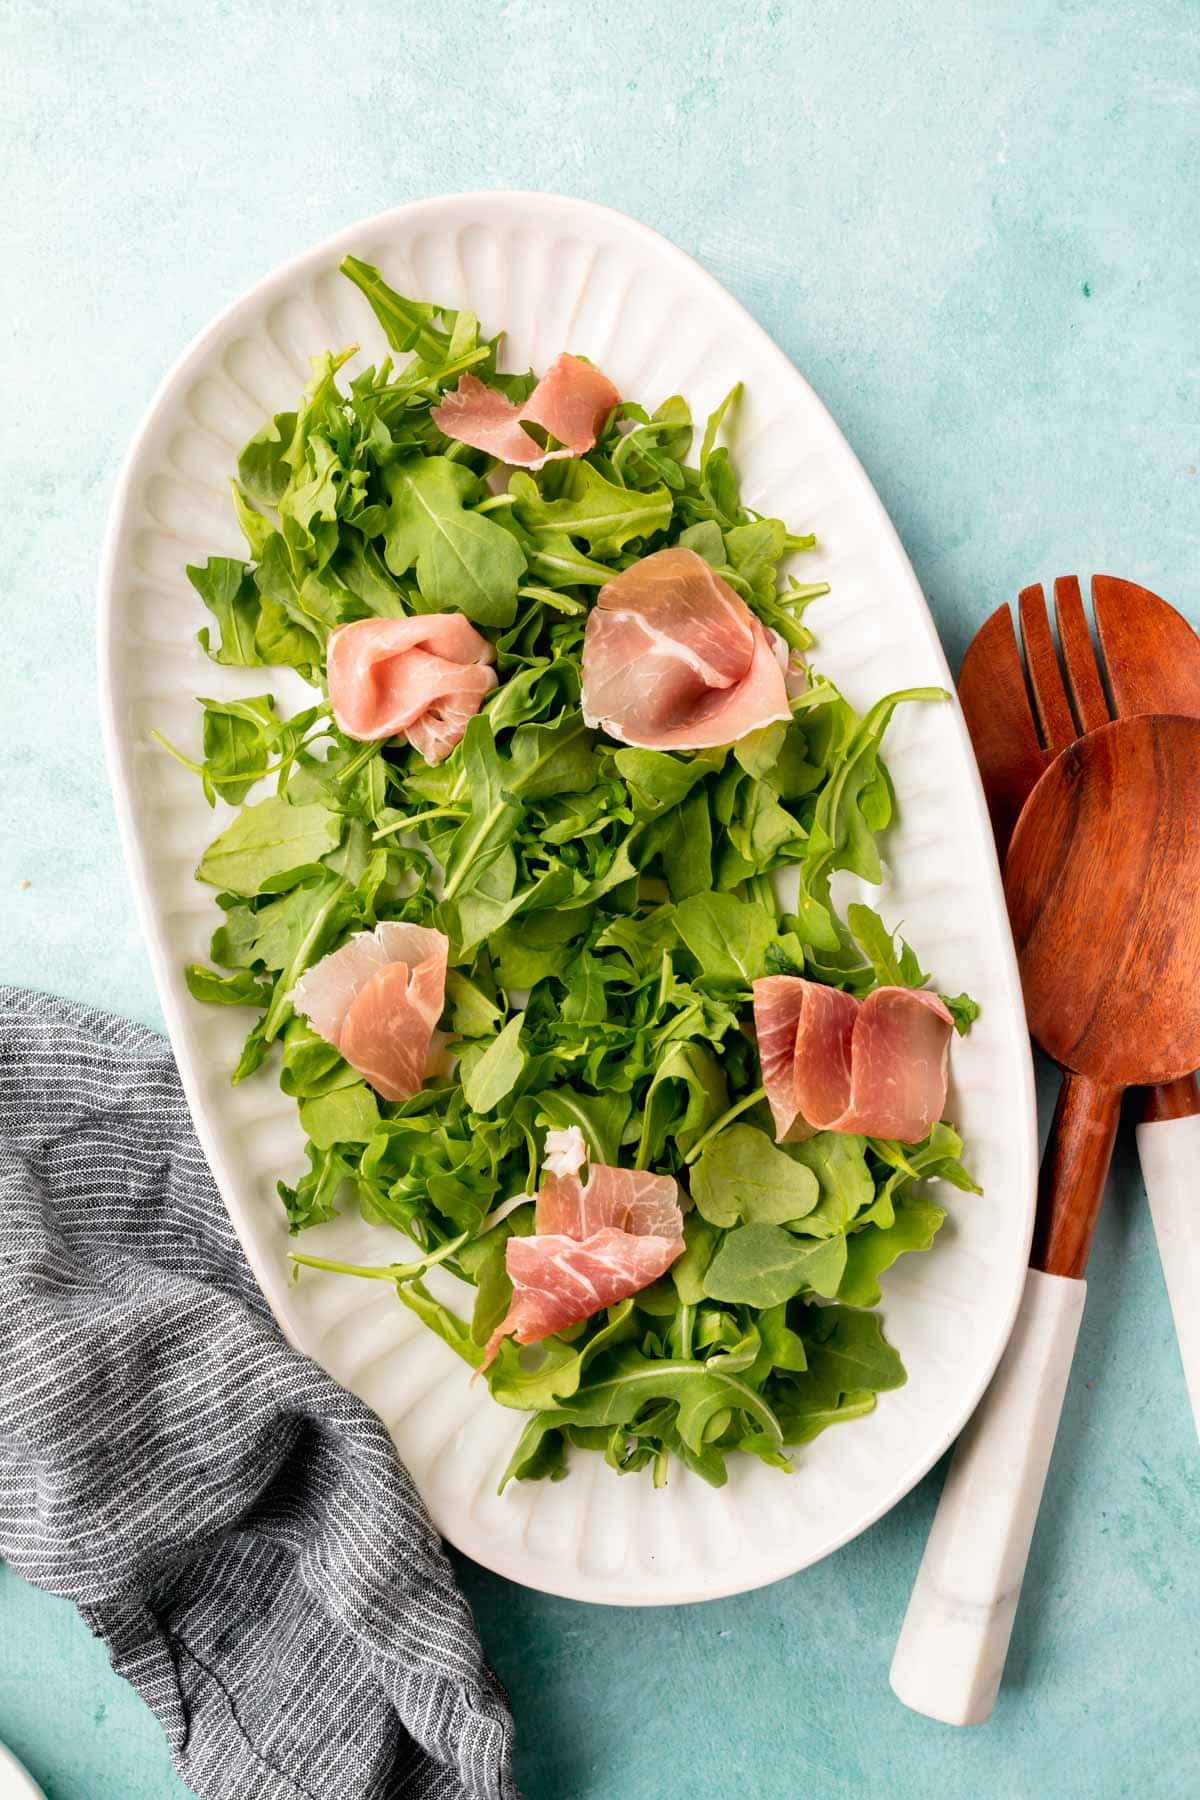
[
  {"left": 432, "top": 353, "right": 620, "bottom": 469},
  {"left": 326, "top": 615, "right": 497, "bottom": 765},
  {"left": 289, "top": 922, "right": 448, "bottom": 1104},
  {"left": 484, "top": 1127, "right": 684, "bottom": 1364},
  {"left": 753, "top": 976, "right": 954, "bottom": 1144},
  {"left": 580, "top": 546, "right": 791, "bottom": 750}
]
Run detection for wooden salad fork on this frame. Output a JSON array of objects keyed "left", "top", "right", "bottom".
[
  {"left": 957, "top": 575, "right": 1200, "bottom": 1417},
  {"left": 892, "top": 578, "right": 1200, "bottom": 1727}
]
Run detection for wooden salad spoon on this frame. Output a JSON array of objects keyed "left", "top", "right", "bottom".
[
  {"left": 955, "top": 574, "right": 1200, "bottom": 1428},
  {"left": 892, "top": 714, "right": 1200, "bottom": 1725}
]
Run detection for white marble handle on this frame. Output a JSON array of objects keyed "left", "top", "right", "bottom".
[
  {"left": 1138, "top": 1111, "right": 1200, "bottom": 1438},
  {"left": 889, "top": 1267, "right": 1086, "bottom": 1725}
]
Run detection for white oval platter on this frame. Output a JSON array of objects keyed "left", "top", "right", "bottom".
[{"left": 99, "top": 192, "right": 1036, "bottom": 1605}]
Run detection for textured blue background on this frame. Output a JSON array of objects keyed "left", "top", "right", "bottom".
[{"left": 3, "top": 2, "right": 1199, "bottom": 1796}]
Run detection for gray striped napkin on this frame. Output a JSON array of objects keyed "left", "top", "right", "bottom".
[{"left": 0, "top": 987, "right": 516, "bottom": 1800}]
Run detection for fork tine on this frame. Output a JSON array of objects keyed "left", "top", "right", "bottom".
[
  {"left": 1018, "top": 583, "right": 1076, "bottom": 752},
  {"left": 1053, "top": 575, "right": 1111, "bottom": 732},
  {"left": 1094, "top": 574, "right": 1200, "bottom": 721},
  {"left": 958, "top": 603, "right": 1050, "bottom": 858}
]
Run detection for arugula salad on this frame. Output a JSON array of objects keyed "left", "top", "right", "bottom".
[{"left": 165, "top": 255, "right": 979, "bottom": 1491}]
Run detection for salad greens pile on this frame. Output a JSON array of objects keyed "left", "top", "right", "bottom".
[{"left": 167, "top": 255, "right": 979, "bottom": 1491}]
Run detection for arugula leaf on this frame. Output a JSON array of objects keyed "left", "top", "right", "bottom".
[
  {"left": 444, "top": 969, "right": 503, "bottom": 1038},
  {"left": 673, "top": 890, "right": 777, "bottom": 985},
  {"left": 489, "top": 1299, "right": 638, "bottom": 1413},
  {"left": 788, "top": 1132, "right": 875, "bottom": 1234},
  {"left": 231, "top": 481, "right": 274, "bottom": 559},
  {"left": 189, "top": 558, "right": 262, "bottom": 668},
  {"left": 511, "top": 463, "right": 672, "bottom": 555},
  {"left": 805, "top": 686, "right": 945, "bottom": 895},
  {"left": 253, "top": 533, "right": 336, "bottom": 644},
  {"left": 299, "top": 1081, "right": 381, "bottom": 1150},
  {"left": 613, "top": 746, "right": 724, "bottom": 818},
  {"left": 699, "top": 384, "right": 741, "bottom": 470},
  {"left": 499, "top": 1416, "right": 569, "bottom": 1488},
  {"left": 237, "top": 412, "right": 297, "bottom": 508},
  {"left": 870, "top": 1120, "right": 982, "bottom": 1195},
  {"left": 195, "top": 796, "right": 342, "bottom": 897},
  {"left": 723, "top": 779, "right": 805, "bottom": 878},
  {"left": 491, "top": 909, "right": 587, "bottom": 987},
  {"left": 278, "top": 1018, "right": 349, "bottom": 1096},
  {"left": 439, "top": 718, "right": 522, "bottom": 928},
  {"left": 637, "top": 1041, "right": 727, "bottom": 1166},
  {"left": 941, "top": 991, "right": 981, "bottom": 1035},
  {"left": 460, "top": 1014, "right": 527, "bottom": 1114},
  {"left": 649, "top": 788, "right": 713, "bottom": 900},
  {"left": 383, "top": 456, "right": 526, "bottom": 624},
  {"left": 508, "top": 716, "right": 597, "bottom": 800},
  {"left": 340, "top": 255, "right": 453, "bottom": 362},
  {"left": 846, "top": 901, "right": 927, "bottom": 987},
  {"left": 181, "top": 694, "right": 282, "bottom": 806},
  {"left": 763, "top": 1364, "right": 877, "bottom": 1448},
  {"left": 759, "top": 1304, "right": 808, "bottom": 1374},
  {"left": 702, "top": 1222, "right": 848, "bottom": 1307},
  {"left": 184, "top": 965, "right": 268, "bottom": 1008},
  {"left": 277, "top": 1143, "right": 348, "bottom": 1233},
  {"left": 805, "top": 1305, "right": 906, "bottom": 1393},
  {"left": 397, "top": 1281, "right": 485, "bottom": 1368},
  {"left": 511, "top": 1349, "right": 782, "bottom": 1461},
  {"left": 534, "top": 1088, "right": 631, "bottom": 1167},
  {"left": 838, "top": 1193, "right": 945, "bottom": 1307},
  {"left": 487, "top": 660, "right": 579, "bottom": 729},
  {"left": 671, "top": 1213, "right": 721, "bottom": 1305},
  {"left": 691, "top": 1125, "right": 819, "bottom": 1229}
]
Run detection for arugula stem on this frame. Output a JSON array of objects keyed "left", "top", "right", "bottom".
[
  {"left": 747, "top": 873, "right": 777, "bottom": 919},
  {"left": 262, "top": 878, "right": 349, "bottom": 1042},
  {"left": 759, "top": 604, "right": 811, "bottom": 653},
  {"left": 373, "top": 805, "right": 467, "bottom": 840},
  {"left": 682, "top": 1086, "right": 767, "bottom": 1166},
  {"left": 150, "top": 729, "right": 204, "bottom": 777},
  {"left": 150, "top": 730, "right": 285, "bottom": 787},
  {"left": 290, "top": 1230, "right": 468, "bottom": 1285},
  {"left": 335, "top": 741, "right": 381, "bottom": 786},
  {"left": 779, "top": 580, "right": 830, "bottom": 606},
  {"left": 441, "top": 801, "right": 507, "bottom": 902}
]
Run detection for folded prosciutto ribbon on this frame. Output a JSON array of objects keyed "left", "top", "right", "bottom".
[
  {"left": 289, "top": 922, "right": 449, "bottom": 1104},
  {"left": 580, "top": 546, "right": 792, "bottom": 750},
  {"left": 483, "top": 1128, "right": 685, "bottom": 1366},
  {"left": 432, "top": 353, "right": 621, "bottom": 469},
  {"left": 753, "top": 977, "right": 954, "bottom": 1144},
  {"left": 326, "top": 614, "right": 497, "bottom": 765}
]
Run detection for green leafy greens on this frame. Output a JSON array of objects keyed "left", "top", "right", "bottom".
[{"left": 168, "top": 257, "right": 979, "bottom": 1491}]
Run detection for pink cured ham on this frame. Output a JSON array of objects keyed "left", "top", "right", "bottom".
[
  {"left": 326, "top": 615, "right": 497, "bottom": 765},
  {"left": 432, "top": 354, "right": 620, "bottom": 469},
  {"left": 289, "top": 922, "right": 448, "bottom": 1104},
  {"left": 484, "top": 1128, "right": 684, "bottom": 1365},
  {"left": 580, "top": 546, "right": 791, "bottom": 750},
  {"left": 753, "top": 976, "right": 954, "bottom": 1144}
]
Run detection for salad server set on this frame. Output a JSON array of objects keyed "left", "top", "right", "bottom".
[{"left": 892, "top": 575, "right": 1200, "bottom": 1724}]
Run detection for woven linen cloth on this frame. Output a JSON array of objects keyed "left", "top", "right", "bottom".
[{"left": 0, "top": 986, "right": 517, "bottom": 1800}]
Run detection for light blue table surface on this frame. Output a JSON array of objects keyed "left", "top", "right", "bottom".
[{"left": 4, "top": 3, "right": 1199, "bottom": 1796}]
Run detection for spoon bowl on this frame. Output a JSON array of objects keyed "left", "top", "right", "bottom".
[{"left": 1006, "top": 713, "right": 1200, "bottom": 1088}]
